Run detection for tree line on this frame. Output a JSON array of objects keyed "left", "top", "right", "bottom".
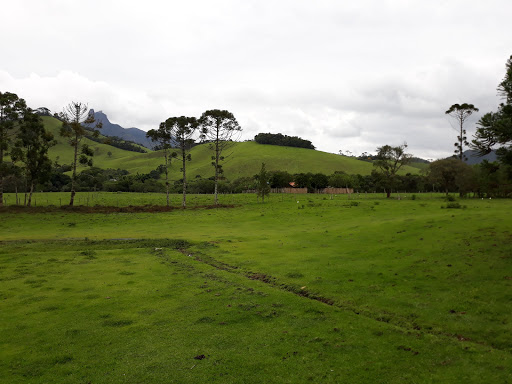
[
  {"left": 1, "top": 54, "right": 511, "bottom": 205},
  {"left": 254, "top": 132, "right": 315, "bottom": 149}
]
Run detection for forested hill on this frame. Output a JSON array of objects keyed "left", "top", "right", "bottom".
[
  {"left": 462, "top": 149, "right": 498, "bottom": 165},
  {"left": 91, "top": 110, "right": 154, "bottom": 149}
]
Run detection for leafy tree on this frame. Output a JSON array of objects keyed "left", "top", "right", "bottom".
[
  {"left": 310, "top": 173, "right": 329, "bottom": 191},
  {"left": 472, "top": 55, "right": 512, "bottom": 165},
  {"left": 269, "top": 170, "right": 292, "bottom": 188},
  {"left": 231, "top": 176, "right": 256, "bottom": 193},
  {"left": 328, "top": 172, "right": 355, "bottom": 188},
  {"left": 59, "top": 102, "right": 102, "bottom": 206},
  {"left": 35, "top": 107, "right": 52, "bottom": 116},
  {"left": 11, "top": 111, "right": 55, "bottom": 206},
  {"left": 427, "top": 158, "right": 475, "bottom": 196},
  {"left": 293, "top": 173, "right": 312, "bottom": 189},
  {"left": 445, "top": 103, "right": 479, "bottom": 160},
  {"left": 255, "top": 162, "right": 270, "bottom": 202},
  {"left": 199, "top": 109, "right": 242, "bottom": 204},
  {"left": 474, "top": 160, "right": 512, "bottom": 197},
  {"left": 146, "top": 123, "right": 177, "bottom": 206},
  {"left": 163, "top": 116, "right": 198, "bottom": 208},
  {"left": 373, "top": 143, "right": 412, "bottom": 198},
  {"left": 0, "top": 92, "right": 28, "bottom": 207}
]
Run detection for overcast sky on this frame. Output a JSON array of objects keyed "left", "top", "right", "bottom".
[{"left": 1, "top": 0, "right": 511, "bottom": 159}]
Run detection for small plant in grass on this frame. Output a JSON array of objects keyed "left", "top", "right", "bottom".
[
  {"left": 443, "top": 202, "right": 466, "bottom": 209},
  {"left": 446, "top": 195, "right": 456, "bottom": 202}
]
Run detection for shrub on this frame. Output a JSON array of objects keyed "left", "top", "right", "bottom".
[{"left": 444, "top": 202, "right": 466, "bottom": 209}]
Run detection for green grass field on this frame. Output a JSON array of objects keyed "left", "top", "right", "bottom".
[
  {"left": 1, "top": 193, "right": 511, "bottom": 383},
  {"left": 42, "top": 116, "right": 421, "bottom": 178}
]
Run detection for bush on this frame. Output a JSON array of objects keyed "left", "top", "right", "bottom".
[{"left": 443, "top": 202, "right": 466, "bottom": 209}]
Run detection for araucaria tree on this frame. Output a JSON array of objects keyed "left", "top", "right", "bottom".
[
  {"left": 59, "top": 102, "right": 102, "bottom": 206},
  {"left": 199, "top": 109, "right": 242, "bottom": 204},
  {"left": 373, "top": 143, "right": 412, "bottom": 198},
  {"left": 0, "top": 92, "right": 28, "bottom": 207},
  {"left": 164, "top": 116, "right": 198, "bottom": 208},
  {"left": 255, "top": 162, "right": 270, "bottom": 202},
  {"left": 146, "top": 123, "right": 176, "bottom": 206},
  {"left": 445, "top": 103, "right": 479, "bottom": 160},
  {"left": 472, "top": 55, "right": 512, "bottom": 165}
]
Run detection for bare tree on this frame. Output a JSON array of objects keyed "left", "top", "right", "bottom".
[
  {"left": 199, "top": 110, "right": 242, "bottom": 204},
  {"left": 59, "top": 102, "right": 102, "bottom": 206}
]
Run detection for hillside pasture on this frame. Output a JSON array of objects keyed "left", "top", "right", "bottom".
[{"left": 42, "top": 116, "right": 421, "bottom": 178}]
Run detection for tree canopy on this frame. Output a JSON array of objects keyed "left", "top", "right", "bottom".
[
  {"left": 445, "top": 103, "right": 479, "bottom": 161},
  {"left": 0, "top": 92, "right": 29, "bottom": 207},
  {"left": 199, "top": 109, "right": 242, "bottom": 204},
  {"left": 472, "top": 55, "right": 512, "bottom": 165},
  {"left": 373, "top": 143, "right": 412, "bottom": 198},
  {"left": 254, "top": 133, "right": 315, "bottom": 150}
]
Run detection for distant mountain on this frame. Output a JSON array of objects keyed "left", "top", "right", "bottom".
[
  {"left": 463, "top": 149, "right": 498, "bottom": 165},
  {"left": 91, "top": 110, "right": 154, "bottom": 149}
]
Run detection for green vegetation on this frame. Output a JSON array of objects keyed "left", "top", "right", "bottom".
[
  {"left": 1, "top": 193, "right": 511, "bottom": 383},
  {"left": 472, "top": 54, "right": 512, "bottom": 165},
  {"left": 254, "top": 132, "right": 315, "bottom": 149},
  {"left": 40, "top": 116, "right": 419, "bottom": 178}
]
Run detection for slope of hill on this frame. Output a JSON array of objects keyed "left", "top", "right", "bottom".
[
  {"left": 91, "top": 110, "right": 155, "bottom": 149},
  {"left": 463, "top": 149, "right": 497, "bottom": 165},
  {"left": 42, "top": 116, "right": 148, "bottom": 168},
  {"left": 44, "top": 117, "right": 420, "bottom": 178}
]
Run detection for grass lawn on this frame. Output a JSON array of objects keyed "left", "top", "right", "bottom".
[{"left": 1, "top": 193, "right": 511, "bottom": 383}]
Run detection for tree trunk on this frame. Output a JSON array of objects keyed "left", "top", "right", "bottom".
[
  {"left": 70, "top": 136, "right": 79, "bottom": 206},
  {"left": 386, "top": 190, "right": 391, "bottom": 198},
  {"left": 214, "top": 125, "right": 219, "bottom": 205},
  {"left": 459, "top": 119, "right": 463, "bottom": 161},
  {"left": 27, "top": 180, "right": 34, "bottom": 207},
  {"left": 164, "top": 150, "right": 170, "bottom": 207},
  {"left": 182, "top": 148, "right": 186, "bottom": 208}
]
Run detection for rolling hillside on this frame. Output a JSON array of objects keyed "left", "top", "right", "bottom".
[{"left": 43, "top": 116, "right": 420, "bottom": 179}]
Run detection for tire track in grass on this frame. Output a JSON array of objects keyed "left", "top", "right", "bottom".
[{"left": 180, "top": 244, "right": 510, "bottom": 354}]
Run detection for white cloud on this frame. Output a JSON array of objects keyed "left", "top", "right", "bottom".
[{"left": 1, "top": 0, "right": 511, "bottom": 159}]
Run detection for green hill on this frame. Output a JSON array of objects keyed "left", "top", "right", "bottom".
[{"left": 43, "top": 116, "right": 420, "bottom": 179}]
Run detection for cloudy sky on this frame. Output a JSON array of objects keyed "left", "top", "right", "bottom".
[{"left": 1, "top": 1, "right": 511, "bottom": 159}]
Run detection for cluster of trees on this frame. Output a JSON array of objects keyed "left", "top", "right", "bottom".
[
  {"left": 86, "top": 134, "right": 147, "bottom": 153},
  {"left": 0, "top": 92, "right": 55, "bottom": 207},
  {"left": 3, "top": 154, "right": 509, "bottom": 199},
  {"left": 146, "top": 110, "right": 242, "bottom": 207},
  {"left": 254, "top": 133, "right": 315, "bottom": 149}
]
